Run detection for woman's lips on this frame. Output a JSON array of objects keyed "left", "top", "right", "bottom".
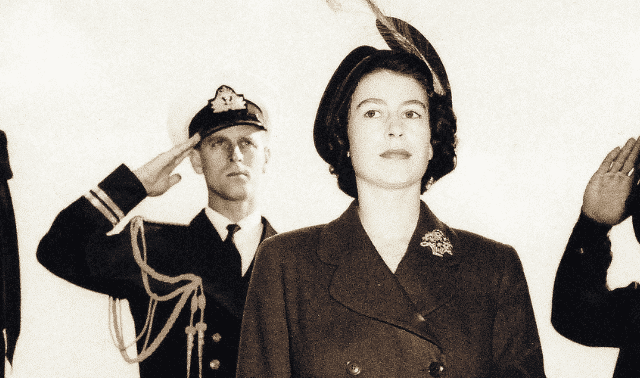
[{"left": 380, "top": 149, "right": 411, "bottom": 159}]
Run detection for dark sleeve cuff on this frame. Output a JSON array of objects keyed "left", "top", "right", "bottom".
[
  {"left": 82, "top": 164, "right": 147, "bottom": 226},
  {"left": 97, "top": 164, "right": 147, "bottom": 214},
  {"left": 572, "top": 212, "right": 612, "bottom": 246}
]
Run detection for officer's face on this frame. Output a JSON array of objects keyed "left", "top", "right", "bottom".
[
  {"left": 191, "top": 124, "right": 269, "bottom": 203},
  {"left": 347, "top": 69, "right": 432, "bottom": 192}
]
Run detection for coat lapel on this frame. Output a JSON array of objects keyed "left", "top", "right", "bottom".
[
  {"left": 394, "top": 202, "right": 461, "bottom": 316},
  {"left": 241, "top": 217, "right": 276, "bottom": 286},
  {"left": 320, "top": 201, "right": 459, "bottom": 345},
  {"left": 188, "top": 211, "right": 277, "bottom": 318},
  {"left": 188, "top": 211, "right": 244, "bottom": 317}
]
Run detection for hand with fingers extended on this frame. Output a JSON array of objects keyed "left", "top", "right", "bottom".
[
  {"left": 582, "top": 137, "right": 640, "bottom": 225},
  {"left": 133, "top": 134, "right": 201, "bottom": 197}
]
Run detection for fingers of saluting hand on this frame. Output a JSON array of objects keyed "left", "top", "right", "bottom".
[
  {"left": 134, "top": 133, "right": 201, "bottom": 197},
  {"left": 165, "top": 133, "right": 201, "bottom": 166},
  {"left": 620, "top": 137, "right": 640, "bottom": 175},
  {"left": 599, "top": 138, "right": 640, "bottom": 176}
]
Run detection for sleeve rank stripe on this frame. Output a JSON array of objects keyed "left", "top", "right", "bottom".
[
  {"left": 92, "top": 186, "right": 125, "bottom": 221},
  {"left": 83, "top": 191, "right": 119, "bottom": 226}
]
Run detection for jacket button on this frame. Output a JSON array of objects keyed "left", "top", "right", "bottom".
[
  {"left": 211, "top": 333, "right": 222, "bottom": 342},
  {"left": 429, "top": 361, "right": 445, "bottom": 377},
  {"left": 346, "top": 361, "right": 362, "bottom": 375},
  {"left": 209, "top": 359, "right": 221, "bottom": 370}
]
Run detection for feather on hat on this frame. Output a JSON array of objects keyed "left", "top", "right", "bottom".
[
  {"left": 363, "top": 0, "right": 449, "bottom": 96},
  {"left": 314, "top": 0, "right": 452, "bottom": 166}
]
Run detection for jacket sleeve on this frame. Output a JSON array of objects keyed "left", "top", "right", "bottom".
[
  {"left": 36, "top": 164, "right": 148, "bottom": 296},
  {"left": 492, "top": 246, "right": 547, "bottom": 378},
  {"left": 236, "top": 236, "right": 292, "bottom": 378},
  {"left": 551, "top": 213, "right": 640, "bottom": 347}
]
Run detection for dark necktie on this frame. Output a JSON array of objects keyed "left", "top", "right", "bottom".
[{"left": 225, "top": 224, "right": 241, "bottom": 277}]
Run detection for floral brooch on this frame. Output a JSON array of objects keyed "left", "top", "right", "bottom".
[{"left": 420, "top": 229, "right": 453, "bottom": 257}]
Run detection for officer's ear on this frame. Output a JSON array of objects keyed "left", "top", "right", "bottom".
[
  {"left": 190, "top": 149, "right": 204, "bottom": 175},
  {"left": 263, "top": 146, "right": 270, "bottom": 173}
]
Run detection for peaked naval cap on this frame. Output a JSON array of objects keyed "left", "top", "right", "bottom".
[{"left": 188, "top": 85, "right": 266, "bottom": 139}]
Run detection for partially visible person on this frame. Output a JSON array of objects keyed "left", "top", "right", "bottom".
[
  {"left": 552, "top": 137, "right": 640, "bottom": 378},
  {"left": 236, "top": 4, "right": 546, "bottom": 377},
  {"left": 37, "top": 84, "right": 276, "bottom": 378},
  {"left": 0, "top": 130, "right": 20, "bottom": 377}
]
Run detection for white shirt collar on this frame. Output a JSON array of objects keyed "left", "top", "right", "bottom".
[{"left": 204, "top": 207, "right": 263, "bottom": 276}]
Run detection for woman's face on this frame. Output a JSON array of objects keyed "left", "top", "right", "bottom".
[{"left": 347, "top": 69, "right": 433, "bottom": 192}]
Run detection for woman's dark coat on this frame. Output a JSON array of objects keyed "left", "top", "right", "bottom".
[{"left": 237, "top": 201, "right": 545, "bottom": 377}]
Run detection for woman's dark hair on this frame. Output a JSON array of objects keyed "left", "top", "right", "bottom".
[{"left": 314, "top": 47, "right": 457, "bottom": 198}]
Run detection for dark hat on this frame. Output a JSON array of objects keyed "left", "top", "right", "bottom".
[
  {"left": 188, "top": 85, "right": 266, "bottom": 139},
  {"left": 313, "top": 46, "right": 379, "bottom": 167},
  {"left": 313, "top": 11, "right": 450, "bottom": 168}
]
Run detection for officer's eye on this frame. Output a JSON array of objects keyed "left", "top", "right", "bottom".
[
  {"left": 239, "top": 139, "right": 255, "bottom": 148},
  {"left": 208, "top": 139, "right": 228, "bottom": 149}
]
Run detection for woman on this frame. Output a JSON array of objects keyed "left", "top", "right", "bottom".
[{"left": 237, "top": 11, "right": 546, "bottom": 378}]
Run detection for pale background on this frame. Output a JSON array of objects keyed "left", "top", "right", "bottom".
[{"left": 1, "top": 0, "right": 640, "bottom": 377}]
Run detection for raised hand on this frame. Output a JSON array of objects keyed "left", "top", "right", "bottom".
[
  {"left": 582, "top": 137, "right": 640, "bottom": 225},
  {"left": 133, "top": 134, "right": 201, "bottom": 197}
]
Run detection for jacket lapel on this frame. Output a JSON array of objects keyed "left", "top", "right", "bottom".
[
  {"left": 189, "top": 210, "right": 245, "bottom": 317},
  {"left": 189, "top": 211, "right": 278, "bottom": 318},
  {"left": 394, "top": 202, "right": 461, "bottom": 316},
  {"left": 320, "top": 202, "right": 458, "bottom": 345},
  {"left": 241, "top": 217, "right": 277, "bottom": 286}
]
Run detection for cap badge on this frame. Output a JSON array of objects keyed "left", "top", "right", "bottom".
[
  {"left": 209, "top": 85, "right": 247, "bottom": 113},
  {"left": 420, "top": 229, "right": 453, "bottom": 257}
]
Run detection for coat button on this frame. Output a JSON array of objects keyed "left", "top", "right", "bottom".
[
  {"left": 209, "top": 359, "right": 221, "bottom": 370},
  {"left": 429, "top": 361, "right": 445, "bottom": 377},
  {"left": 211, "top": 333, "right": 222, "bottom": 343},
  {"left": 346, "top": 361, "right": 362, "bottom": 375}
]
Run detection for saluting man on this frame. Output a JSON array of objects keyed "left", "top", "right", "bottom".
[{"left": 37, "top": 85, "right": 276, "bottom": 378}]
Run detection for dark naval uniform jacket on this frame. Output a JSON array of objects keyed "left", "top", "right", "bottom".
[
  {"left": 552, "top": 214, "right": 640, "bottom": 378},
  {"left": 37, "top": 165, "right": 276, "bottom": 378},
  {"left": 237, "top": 201, "right": 546, "bottom": 377}
]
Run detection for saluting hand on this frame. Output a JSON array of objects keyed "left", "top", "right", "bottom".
[
  {"left": 133, "top": 134, "right": 201, "bottom": 197},
  {"left": 582, "top": 137, "right": 640, "bottom": 225}
]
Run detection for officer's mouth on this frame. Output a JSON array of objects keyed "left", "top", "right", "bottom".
[{"left": 227, "top": 171, "right": 250, "bottom": 178}]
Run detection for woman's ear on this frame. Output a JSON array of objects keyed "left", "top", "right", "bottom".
[{"left": 189, "top": 149, "right": 204, "bottom": 175}]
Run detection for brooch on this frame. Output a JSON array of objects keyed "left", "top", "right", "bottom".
[{"left": 420, "top": 229, "right": 453, "bottom": 257}]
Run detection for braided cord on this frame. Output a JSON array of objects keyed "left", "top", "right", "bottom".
[{"left": 109, "top": 216, "right": 206, "bottom": 378}]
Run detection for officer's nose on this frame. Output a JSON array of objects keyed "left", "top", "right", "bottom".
[{"left": 229, "top": 144, "right": 243, "bottom": 162}]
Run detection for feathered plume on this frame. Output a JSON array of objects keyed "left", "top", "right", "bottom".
[{"left": 362, "top": 0, "right": 449, "bottom": 96}]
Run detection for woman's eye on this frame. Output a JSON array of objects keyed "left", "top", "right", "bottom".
[
  {"left": 364, "top": 110, "right": 380, "bottom": 118},
  {"left": 404, "top": 110, "right": 422, "bottom": 119}
]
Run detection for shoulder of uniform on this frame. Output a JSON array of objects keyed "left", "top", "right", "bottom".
[{"left": 259, "top": 224, "right": 324, "bottom": 249}]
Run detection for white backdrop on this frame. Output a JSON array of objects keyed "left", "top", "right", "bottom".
[{"left": 2, "top": 0, "right": 640, "bottom": 377}]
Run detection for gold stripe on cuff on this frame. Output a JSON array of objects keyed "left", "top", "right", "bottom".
[
  {"left": 92, "top": 186, "right": 125, "bottom": 221},
  {"left": 83, "top": 192, "right": 119, "bottom": 226}
]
